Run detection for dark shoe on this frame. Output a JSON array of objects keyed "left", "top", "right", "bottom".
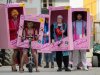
[
  {"left": 62, "top": 67, "right": 65, "bottom": 70},
  {"left": 19, "top": 68, "right": 24, "bottom": 73},
  {"left": 44, "top": 65, "right": 49, "bottom": 68},
  {"left": 36, "top": 69, "right": 40, "bottom": 72},
  {"left": 38, "top": 64, "right": 42, "bottom": 67},
  {"left": 0, "top": 63, "right": 2, "bottom": 67},
  {"left": 57, "top": 68, "right": 62, "bottom": 72},
  {"left": 44, "top": 62, "right": 49, "bottom": 68},
  {"left": 77, "top": 67, "right": 82, "bottom": 70},
  {"left": 51, "top": 65, "right": 54, "bottom": 68},
  {"left": 65, "top": 68, "right": 71, "bottom": 72},
  {"left": 12, "top": 67, "right": 17, "bottom": 72},
  {"left": 51, "top": 62, "right": 54, "bottom": 68}
]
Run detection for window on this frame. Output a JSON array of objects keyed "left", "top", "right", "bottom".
[
  {"left": 16, "top": 0, "right": 28, "bottom": 3},
  {"left": 7, "top": 0, "right": 12, "bottom": 3},
  {"left": 41, "top": 0, "right": 54, "bottom": 14},
  {"left": 41, "top": 0, "right": 54, "bottom": 9}
]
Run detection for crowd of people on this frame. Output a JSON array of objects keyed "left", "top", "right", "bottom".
[
  {"left": 10, "top": 11, "right": 88, "bottom": 72},
  {"left": 0, "top": 8, "right": 89, "bottom": 73}
]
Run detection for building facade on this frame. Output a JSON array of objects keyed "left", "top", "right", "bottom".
[{"left": 0, "top": 0, "right": 99, "bottom": 20}]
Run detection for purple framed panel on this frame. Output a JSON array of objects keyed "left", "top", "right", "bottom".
[
  {"left": 49, "top": 6, "right": 73, "bottom": 51},
  {"left": 36, "top": 14, "right": 52, "bottom": 53},
  {"left": 17, "top": 15, "right": 45, "bottom": 49},
  {"left": 70, "top": 8, "right": 91, "bottom": 50},
  {"left": 0, "top": 3, "right": 25, "bottom": 49}
]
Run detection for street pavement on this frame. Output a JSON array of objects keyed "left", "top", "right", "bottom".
[{"left": 0, "top": 66, "right": 100, "bottom": 75}]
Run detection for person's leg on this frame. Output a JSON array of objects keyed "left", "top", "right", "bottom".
[
  {"left": 44, "top": 53, "right": 50, "bottom": 68},
  {"left": 80, "top": 50, "right": 88, "bottom": 71},
  {"left": 56, "top": 51, "right": 62, "bottom": 71},
  {"left": 50, "top": 52, "right": 54, "bottom": 68},
  {"left": 77, "top": 51, "right": 82, "bottom": 70},
  {"left": 38, "top": 53, "right": 42, "bottom": 67},
  {"left": 69, "top": 51, "right": 73, "bottom": 67},
  {"left": 12, "top": 49, "right": 17, "bottom": 71},
  {"left": 17, "top": 50, "right": 22, "bottom": 70},
  {"left": 20, "top": 49, "right": 27, "bottom": 72},
  {"left": 0, "top": 50, "right": 2, "bottom": 67},
  {"left": 19, "top": 49, "right": 23, "bottom": 69},
  {"left": 0, "top": 62, "right": 2, "bottom": 67},
  {"left": 32, "top": 50, "right": 39, "bottom": 72},
  {"left": 72, "top": 50, "right": 79, "bottom": 70},
  {"left": 63, "top": 56, "right": 71, "bottom": 71}
]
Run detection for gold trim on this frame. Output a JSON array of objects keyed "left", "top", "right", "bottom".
[
  {"left": 39, "top": 18, "right": 44, "bottom": 23},
  {"left": 64, "top": 6, "right": 70, "bottom": 10},
  {"left": 19, "top": 3, "right": 25, "bottom": 7},
  {"left": 85, "top": 8, "right": 90, "bottom": 12}
]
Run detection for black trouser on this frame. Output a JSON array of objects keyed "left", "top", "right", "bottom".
[
  {"left": 56, "top": 51, "right": 69, "bottom": 69},
  {"left": 16, "top": 51, "right": 20, "bottom": 65},
  {"left": 38, "top": 53, "right": 42, "bottom": 65}
]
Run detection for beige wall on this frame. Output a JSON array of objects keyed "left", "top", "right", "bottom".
[
  {"left": 54, "top": 0, "right": 69, "bottom": 6},
  {"left": 97, "top": 0, "right": 100, "bottom": 20},
  {"left": 70, "top": 0, "right": 83, "bottom": 8},
  {"left": 25, "top": 8, "right": 37, "bottom": 15}
]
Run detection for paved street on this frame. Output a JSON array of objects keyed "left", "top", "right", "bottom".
[{"left": 0, "top": 66, "right": 100, "bottom": 75}]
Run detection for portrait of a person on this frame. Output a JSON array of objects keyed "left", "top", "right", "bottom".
[
  {"left": 51, "top": 15, "right": 67, "bottom": 42},
  {"left": 9, "top": 9, "right": 20, "bottom": 40},
  {"left": 73, "top": 13, "right": 87, "bottom": 41},
  {"left": 20, "top": 21, "right": 40, "bottom": 72},
  {"left": 22, "top": 21, "right": 39, "bottom": 41},
  {"left": 51, "top": 15, "right": 71, "bottom": 71},
  {"left": 71, "top": 13, "right": 88, "bottom": 71},
  {"left": 42, "top": 19, "right": 49, "bottom": 44},
  {"left": 9, "top": 9, "right": 21, "bottom": 72}
]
